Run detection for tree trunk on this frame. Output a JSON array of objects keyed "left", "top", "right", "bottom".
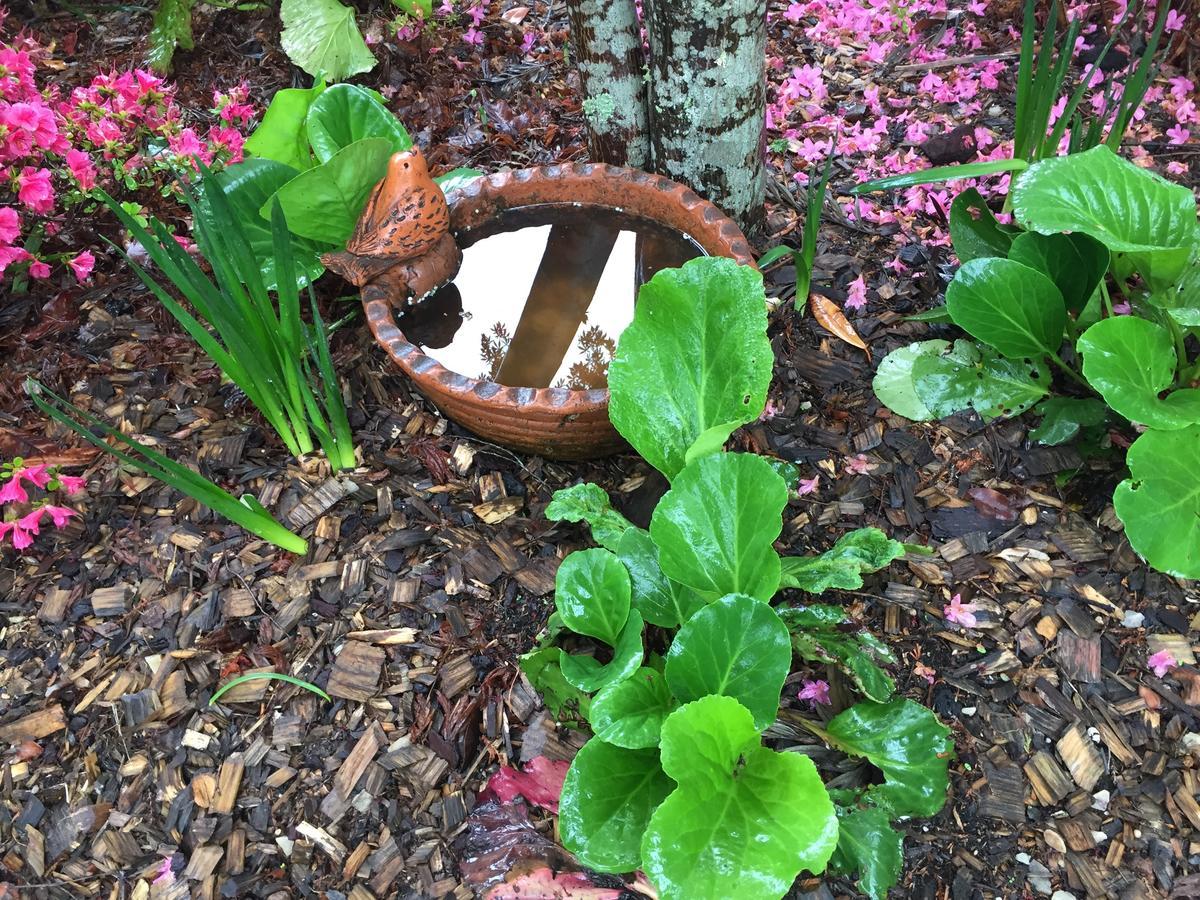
[
  {"left": 645, "top": 0, "right": 768, "bottom": 235},
  {"left": 564, "top": 0, "right": 651, "bottom": 169}
]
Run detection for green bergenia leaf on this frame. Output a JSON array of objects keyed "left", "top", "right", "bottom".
[
  {"left": 518, "top": 646, "right": 590, "bottom": 727},
  {"left": 553, "top": 548, "right": 632, "bottom": 646},
  {"left": 306, "top": 83, "right": 413, "bottom": 164},
  {"left": 588, "top": 667, "right": 676, "bottom": 749},
  {"left": 824, "top": 699, "right": 953, "bottom": 818},
  {"left": 945, "top": 258, "right": 1066, "bottom": 358},
  {"left": 912, "top": 339, "right": 1050, "bottom": 420},
  {"left": 145, "top": 0, "right": 194, "bottom": 74},
  {"left": 608, "top": 257, "right": 773, "bottom": 480},
  {"left": 245, "top": 82, "right": 326, "bottom": 171},
  {"left": 1114, "top": 425, "right": 1200, "bottom": 578},
  {"left": 949, "top": 188, "right": 1017, "bottom": 263},
  {"left": 559, "top": 610, "right": 645, "bottom": 693},
  {"left": 649, "top": 452, "right": 787, "bottom": 603},
  {"left": 280, "top": 0, "right": 377, "bottom": 83},
  {"left": 1079, "top": 316, "right": 1200, "bottom": 429},
  {"left": 872, "top": 340, "right": 950, "bottom": 421},
  {"left": 1028, "top": 397, "right": 1107, "bottom": 445},
  {"left": 617, "top": 527, "right": 706, "bottom": 628},
  {"left": 642, "top": 696, "right": 839, "bottom": 900},
  {"left": 778, "top": 527, "right": 905, "bottom": 595},
  {"left": 558, "top": 738, "right": 673, "bottom": 873},
  {"left": 434, "top": 167, "right": 485, "bottom": 194},
  {"left": 1007, "top": 231, "right": 1109, "bottom": 314},
  {"left": 1012, "top": 145, "right": 1196, "bottom": 287},
  {"left": 779, "top": 604, "right": 896, "bottom": 703},
  {"left": 545, "top": 482, "right": 633, "bottom": 552},
  {"left": 829, "top": 805, "right": 904, "bottom": 900},
  {"left": 664, "top": 594, "right": 792, "bottom": 731}
]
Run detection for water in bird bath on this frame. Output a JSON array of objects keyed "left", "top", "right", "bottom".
[{"left": 397, "top": 204, "right": 704, "bottom": 389}]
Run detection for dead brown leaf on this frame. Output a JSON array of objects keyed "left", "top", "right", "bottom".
[{"left": 810, "top": 295, "right": 869, "bottom": 355}]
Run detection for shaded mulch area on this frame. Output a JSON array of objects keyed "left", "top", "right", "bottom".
[{"left": 3, "top": 3, "right": 1200, "bottom": 899}]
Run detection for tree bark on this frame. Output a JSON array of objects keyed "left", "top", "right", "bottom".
[
  {"left": 565, "top": 0, "right": 651, "bottom": 169},
  {"left": 645, "top": 0, "right": 768, "bottom": 235}
]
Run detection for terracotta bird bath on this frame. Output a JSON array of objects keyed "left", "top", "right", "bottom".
[{"left": 325, "top": 150, "right": 756, "bottom": 460}]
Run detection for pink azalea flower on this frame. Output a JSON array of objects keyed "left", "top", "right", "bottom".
[
  {"left": 68, "top": 250, "right": 95, "bottom": 282},
  {"left": 845, "top": 454, "right": 874, "bottom": 475},
  {"left": 1112, "top": 301, "right": 1131, "bottom": 315},
  {"left": 944, "top": 593, "right": 978, "bottom": 628},
  {"left": 17, "top": 507, "right": 45, "bottom": 536},
  {"left": 16, "top": 167, "right": 54, "bottom": 214},
  {"left": 0, "top": 521, "right": 11, "bottom": 544},
  {"left": 152, "top": 857, "right": 175, "bottom": 887},
  {"left": 797, "top": 474, "right": 820, "bottom": 496},
  {"left": 0, "top": 206, "right": 18, "bottom": 245},
  {"left": 1167, "top": 161, "right": 1189, "bottom": 176},
  {"left": 784, "top": 2, "right": 805, "bottom": 22},
  {"left": 42, "top": 505, "right": 77, "bottom": 528},
  {"left": 55, "top": 474, "right": 87, "bottom": 494},
  {"left": 798, "top": 679, "right": 831, "bottom": 706},
  {"left": 1148, "top": 649, "right": 1176, "bottom": 678},
  {"left": 19, "top": 464, "right": 50, "bottom": 489},
  {"left": 66, "top": 148, "right": 97, "bottom": 190},
  {"left": 28, "top": 259, "right": 50, "bottom": 279},
  {"left": 0, "top": 246, "right": 30, "bottom": 277},
  {"left": 1166, "top": 124, "right": 1191, "bottom": 145},
  {"left": 10, "top": 521, "right": 33, "bottom": 550},
  {"left": 845, "top": 274, "right": 868, "bottom": 310},
  {"left": 1165, "top": 9, "right": 1185, "bottom": 31}
]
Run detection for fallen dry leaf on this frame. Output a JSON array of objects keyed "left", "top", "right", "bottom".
[
  {"left": 501, "top": 5, "right": 529, "bottom": 23},
  {"left": 810, "top": 295, "right": 868, "bottom": 354}
]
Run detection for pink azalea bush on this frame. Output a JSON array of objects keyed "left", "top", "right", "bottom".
[
  {"left": 0, "top": 8, "right": 255, "bottom": 286},
  {"left": 0, "top": 458, "right": 86, "bottom": 550}
]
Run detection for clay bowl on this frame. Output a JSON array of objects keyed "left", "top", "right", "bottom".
[{"left": 362, "top": 163, "right": 756, "bottom": 460}]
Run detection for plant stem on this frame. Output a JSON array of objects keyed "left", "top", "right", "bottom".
[
  {"left": 1099, "top": 279, "right": 1114, "bottom": 318},
  {"left": 1047, "top": 353, "right": 1091, "bottom": 391},
  {"left": 1168, "top": 316, "right": 1189, "bottom": 380}
]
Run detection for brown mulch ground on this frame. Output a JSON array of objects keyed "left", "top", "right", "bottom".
[{"left": 3, "top": 2, "right": 1200, "bottom": 899}]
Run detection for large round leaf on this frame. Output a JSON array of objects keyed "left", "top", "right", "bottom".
[
  {"left": 872, "top": 340, "right": 949, "bottom": 421},
  {"left": 945, "top": 258, "right": 1066, "bottom": 358},
  {"left": 608, "top": 257, "right": 773, "bottom": 481},
  {"left": 1078, "top": 316, "right": 1200, "bottom": 429},
  {"left": 554, "top": 548, "right": 632, "bottom": 646},
  {"left": 911, "top": 339, "right": 1049, "bottom": 420},
  {"left": 214, "top": 159, "right": 329, "bottom": 289},
  {"left": 1114, "top": 426, "right": 1200, "bottom": 578},
  {"left": 306, "top": 84, "right": 412, "bottom": 164},
  {"left": 617, "top": 527, "right": 705, "bottom": 628},
  {"left": 589, "top": 667, "right": 677, "bottom": 749},
  {"left": 280, "top": 0, "right": 377, "bottom": 83},
  {"left": 664, "top": 594, "right": 791, "bottom": 732},
  {"left": 1007, "top": 231, "right": 1110, "bottom": 314},
  {"left": 649, "top": 453, "right": 786, "bottom": 603},
  {"left": 244, "top": 82, "right": 325, "bottom": 171},
  {"left": 642, "top": 696, "right": 838, "bottom": 900},
  {"left": 264, "top": 137, "right": 392, "bottom": 245},
  {"left": 824, "top": 699, "right": 953, "bottom": 818},
  {"left": 558, "top": 738, "right": 673, "bottom": 873},
  {"left": 1012, "top": 145, "right": 1195, "bottom": 286},
  {"left": 559, "top": 610, "right": 645, "bottom": 693}
]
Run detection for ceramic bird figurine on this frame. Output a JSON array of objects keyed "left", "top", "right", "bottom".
[{"left": 323, "top": 148, "right": 463, "bottom": 307}]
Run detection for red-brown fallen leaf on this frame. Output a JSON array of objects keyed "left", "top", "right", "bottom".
[
  {"left": 13, "top": 740, "right": 43, "bottom": 761},
  {"left": 481, "top": 756, "right": 570, "bottom": 813},
  {"left": 967, "top": 486, "right": 1019, "bottom": 522},
  {"left": 810, "top": 295, "right": 868, "bottom": 354},
  {"left": 486, "top": 867, "right": 631, "bottom": 900}
]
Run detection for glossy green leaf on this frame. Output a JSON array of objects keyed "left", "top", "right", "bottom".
[
  {"left": 558, "top": 739, "right": 673, "bottom": 873},
  {"left": 554, "top": 548, "right": 632, "bottom": 646},
  {"left": 643, "top": 696, "right": 839, "bottom": 900},
  {"left": 824, "top": 699, "right": 953, "bottom": 817},
  {"left": 1007, "top": 231, "right": 1110, "bottom": 314},
  {"left": 852, "top": 157, "right": 1029, "bottom": 194},
  {"left": 608, "top": 257, "right": 773, "bottom": 480},
  {"left": 829, "top": 805, "right": 904, "bottom": 900},
  {"left": 1151, "top": 248, "right": 1200, "bottom": 325},
  {"left": 664, "top": 594, "right": 792, "bottom": 731},
  {"left": 435, "top": 167, "right": 485, "bottom": 194},
  {"left": 145, "top": 0, "right": 194, "bottom": 74},
  {"left": 778, "top": 527, "right": 905, "bottom": 595},
  {"left": 872, "top": 340, "right": 950, "bottom": 421},
  {"left": 649, "top": 453, "right": 787, "bottom": 603},
  {"left": 912, "top": 339, "right": 1050, "bottom": 420},
  {"left": 589, "top": 668, "right": 676, "bottom": 749},
  {"left": 214, "top": 159, "right": 329, "bottom": 289},
  {"left": 1012, "top": 145, "right": 1196, "bottom": 286},
  {"left": 949, "top": 188, "right": 1016, "bottom": 262},
  {"left": 394, "top": 0, "right": 435, "bottom": 15},
  {"left": 946, "top": 258, "right": 1066, "bottom": 358},
  {"left": 545, "top": 482, "right": 633, "bottom": 552},
  {"left": 560, "top": 610, "right": 645, "bottom": 693},
  {"left": 616, "top": 527, "right": 706, "bottom": 628},
  {"left": 265, "top": 137, "right": 392, "bottom": 245},
  {"left": 245, "top": 83, "right": 326, "bottom": 171},
  {"left": 1079, "top": 317, "right": 1200, "bottom": 429},
  {"left": 519, "top": 646, "right": 590, "bottom": 726},
  {"left": 1028, "top": 397, "right": 1107, "bottom": 445},
  {"left": 306, "top": 84, "right": 412, "bottom": 164},
  {"left": 280, "top": 0, "right": 377, "bottom": 83},
  {"left": 780, "top": 605, "right": 897, "bottom": 703},
  {"left": 1114, "top": 426, "right": 1200, "bottom": 578}
]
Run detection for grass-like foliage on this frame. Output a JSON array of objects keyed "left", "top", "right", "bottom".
[
  {"left": 26, "top": 379, "right": 307, "bottom": 555},
  {"left": 100, "top": 171, "right": 356, "bottom": 471}
]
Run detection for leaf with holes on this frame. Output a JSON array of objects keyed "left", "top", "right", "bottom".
[
  {"left": 546, "top": 482, "right": 634, "bottom": 552},
  {"left": 778, "top": 528, "right": 906, "bottom": 595},
  {"left": 829, "top": 805, "right": 904, "bottom": 900},
  {"left": 1028, "top": 397, "right": 1108, "bottom": 445},
  {"left": 780, "top": 605, "right": 896, "bottom": 703},
  {"left": 912, "top": 339, "right": 1050, "bottom": 420}
]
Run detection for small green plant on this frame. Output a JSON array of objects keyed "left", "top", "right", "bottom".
[
  {"left": 874, "top": 145, "right": 1200, "bottom": 578},
  {"left": 760, "top": 151, "right": 834, "bottom": 312},
  {"left": 525, "top": 257, "right": 952, "bottom": 900},
  {"left": 853, "top": 0, "right": 1172, "bottom": 196},
  {"left": 226, "top": 83, "right": 480, "bottom": 286},
  {"left": 101, "top": 169, "right": 357, "bottom": 471},
  {"left": 26, "top": 380, "right": 307, "bottom": 555}
]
